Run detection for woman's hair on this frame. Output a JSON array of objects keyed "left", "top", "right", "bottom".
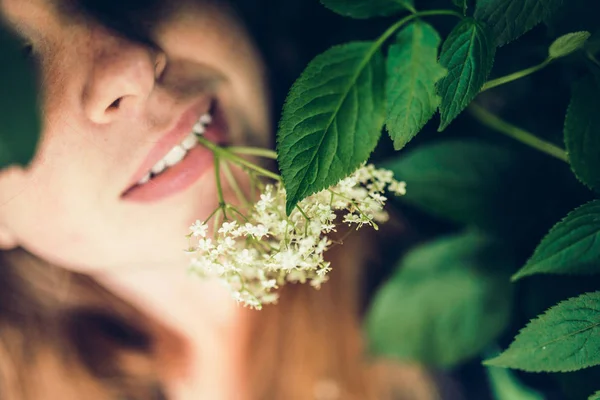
[{"left": 0, "top": 233, "right": 438, "bottom": 400}]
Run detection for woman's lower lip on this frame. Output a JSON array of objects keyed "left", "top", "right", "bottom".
[{"left": 121, "top": 145, "right": 214, "bottom": 203}]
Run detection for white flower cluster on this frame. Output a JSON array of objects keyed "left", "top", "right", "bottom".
[{"left": 186, "top": 164, "right": 406, "bottom": 309}]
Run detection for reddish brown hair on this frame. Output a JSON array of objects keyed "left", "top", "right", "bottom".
[{"left": 0, "top": 232, "right": 438, "bottom": 400}]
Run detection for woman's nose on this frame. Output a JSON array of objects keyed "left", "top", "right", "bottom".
[{"left": 83, "top": 28, "right": 162, "bottom": 124}]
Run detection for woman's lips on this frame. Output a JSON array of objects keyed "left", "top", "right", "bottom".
[
  {"left": 121, "top": 144, "right": 214, "bottom": 202},
  {"left": 121, "top": 101, "right": 228, "bottom": 203},
  {"left": 123, "top": 101, "right": 210, "bottom": 191}
]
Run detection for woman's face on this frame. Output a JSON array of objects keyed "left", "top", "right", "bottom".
[{"left": 0, "top": 0, "right": 271, "bottom": 272}]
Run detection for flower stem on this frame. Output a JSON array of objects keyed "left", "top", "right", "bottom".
[
  {"left": 295, "top": 204, "right": 311, "bottom": 236},
  {"left": 481, "top": 59, "right": 553, "bottom": 92},
  {"left": 228, "top": 146, "right": 278, "bottom": 160},
  {"left": 197, "top": 136, "right": 281, "bottom": 181},
  {"left": 327, "top": 189, "right": 370, "bottom": 220},
  {"left": 213, "top": 156, "right": 228, "bottom": 219},
  {"left": 404, "top": 2, "right": 418, "bottom": 14},
  {"left": 469, "top": 103, "right": 569, "bottom": 163},
  {"left": 295, "top": 204, "right": 311, "bottom": 221},
  {"left": 226, "top": 204, "right": 250, "bottom": 222},
  {"left": 587, "top": 52, "right": 600, "bottom": 69},
  {"left": 221, "top": 161, "right": 250, "bottom": 206}
]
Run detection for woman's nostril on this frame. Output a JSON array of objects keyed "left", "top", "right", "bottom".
[
  {"left": 109, "top": 98, "right": 122, "bottom": 109},
  {"left": 154, "top": 52, "right": 167, "bottom": 81}
]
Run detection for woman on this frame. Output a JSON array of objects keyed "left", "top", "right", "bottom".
[{"left": 0, "top": 0, "right": 438, "bottom": 398}]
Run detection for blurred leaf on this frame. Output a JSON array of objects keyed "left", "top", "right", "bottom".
[
  {"left": 0, "top": 21, "right": 40, "bottom": 168},
  {"left": 319, "top": 0, "right": 414, "bottom": 19},
  {"left": 385, "top": 21, "right": 446, "bottom": 150},
  {"left": 585, "top": 30, "right": 600, "bottom": 56},
  {"left": 564, "top": 75, "right": 600, "bottom": 191},
  {"left": 384, "top": 140, "right": 520, "bottom": 230},
  {"left": 366, "top": 232, "right": 514, "bottom": 368},
  {"left": 452, "top": 0, "right": 468, "bottom": 14},
  {"left": 485, "top": 291, "right": 600, "bottom": 372},
  {"left": 590, "top": 391, "right": 600, "bottom": 400},
  {"left": 437, "top": 18, "right": 495, "bottom": 131},
  {"left": 548, "top": 31, "right": 591, "bottom": 59},
  {"left": 486, "top": 362, "right": 545, "bottom": 400},
  {"left": 512, "top": 200, "right": 600, "bottom": 281},
  {"left": 277, "top": 42, "right": 385, "bottom": 215},
  {"left": 474, "top": 0, "right": 564, "bottom": 46}
]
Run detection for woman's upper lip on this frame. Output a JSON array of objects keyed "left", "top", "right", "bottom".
[{"left": 123, "top": 100, "right": 212, "bottom": 193}]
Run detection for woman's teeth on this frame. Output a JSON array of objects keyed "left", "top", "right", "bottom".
[{"left": 137, "top": 112, "right": 213, "bottom": 186}]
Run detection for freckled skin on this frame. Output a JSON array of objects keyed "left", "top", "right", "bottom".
[{"left": 0, "top": 0, "right": 272, "bottom": 273}]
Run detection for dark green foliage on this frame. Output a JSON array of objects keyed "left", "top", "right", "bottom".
[
  {"left": 385, "top": 140, "right": 520, "bottom": 233},
  {"left": 320, "top": 0, "right": 414, "bottom": 18},
  {"left": 548, "top": 31, "right": 591, "bottom": 59},
  {"left": 366, "top": 232, "right": 514, "bottom": 367},
  {"left": 385, "top": 22, "right": 446, "bottom": 150},
  {"left": 564, "top": 75, "right": 600, "bottom": 191},
  {"left": 513, "top": 201, "right": 600, "bottom": 280},
  {"left": 486, "top": 291, "right": 600, "bottom": 372},
  {"left": 475, "top": 0, "right": 564, "bottom": 46},
  {"left": 0, "top": 21, "right": 40, "bottom": 168},
  {"left": 437, "top": 18, "right": 496, "bottom": 131},
  {"left": 277, "top": 42, "right": 385, "bottom": 215}
]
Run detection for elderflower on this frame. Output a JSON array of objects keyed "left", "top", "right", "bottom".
[{"left": 185, "top": 164, "right": 405, "bottom": 309}]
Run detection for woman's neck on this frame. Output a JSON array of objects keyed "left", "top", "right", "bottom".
[{"left": 96, "top": 267, "right": 250, "bottom": 400}]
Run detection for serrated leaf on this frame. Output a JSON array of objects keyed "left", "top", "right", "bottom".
[
  {"left": 385, "top": 22, "right": 446, "bottom": 150},
  {"left": 384, "top": 139, "right": 522, "bottom": 232},
  {"left": 277, "top": 42, "right": 385, "bottom": 215},
  {"left": 475, "top": 0, "right": 564, "bottom": 46},
  {"left": 485, "top": 291, "right": 600, "bottom": 372},
  {"left": 549, "top": 31, "right": 591, "bottom": 59},
  {"left": 320, "top": 0, "right": 414, "bottom": 19},
  {"left": 512, "top": 200, "right": 600, "bottom": 281},
  {"left": 590, "top": 391, "right": 600, "bottom": 400},
  {"left": 437, "top": 18, "right": 495, "bottom": 131},
  {"left": 564, "top": 75, "right": 600, "bottom": 191},
  {"left": 366, "top": 232, "right": 514, "bottom": 368},
  {"left": 0, "top": 21, "right": 40, "bottom": 168}
]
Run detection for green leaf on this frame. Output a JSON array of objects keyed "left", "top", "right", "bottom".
[
  {"left": 384, "top": 140, "right": 520, "bottom": 232},
  {"left": 564, "top": 75, "right": 600, "bottom": 191},
  {"left": 474, "top": 0, "right": 564, "bottom": 46},
  {"left": 0, "top": 21, "right": 40, "bottom": 168},
  {"left": 277, "top": 42, "right": 385, "bottom": 215},
  {"left": 486, "top": 364, "right": 545, "bottom": 400},
  {"left": 385, "top": 22, "right": 446, "bottom": 150},
  {"left": 437, "top": 18, "right": 495, "bottom": 131},
  {"left": 590, "top": 391, "right": 600, "bottom": 400},
  {"left": 485, "top": 291, "right": 600, "bottom": 372},
  {"left": 549, "top": 31, "right": 591, "bottom": 59},
  {"left": 512, "top": 200, "right": 600, "bottom": 281},
  {"left": 366, "top": 232, "right": 514, "bottom": 368},
  {"left": 320, "top": 0, "right": 414, "bottom": 18}
]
